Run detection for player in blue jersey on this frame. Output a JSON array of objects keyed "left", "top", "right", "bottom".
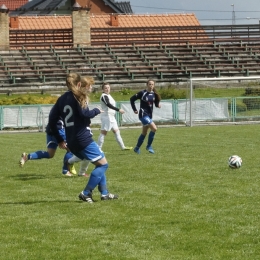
[
  {"left": 62, "top": 76, "right": 98, "bottom": 177},
  {"left": 19, "top": 75, "right": 94, "bottom": 176},
  {"left": 48, "top": 73, "right": 118, "bottom": 203},
  {"left": 19, "top": 119, "right": 77, "bottom": 176},
  {"left": 60, "top": 76, "right": 96, "bottom": 177},
  {"left": 130, "top": 79, "right": 161, "bottom": 154}
]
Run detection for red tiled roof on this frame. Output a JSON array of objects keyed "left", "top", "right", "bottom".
[
  {"left": 91, "top": 14, "right": 200, "bottom": 27},
  {"left": 12, "top": 15, "right": 72, "bottom": 30},
  {"left": 0, "top": 0, "right": 28, "bottom": 11},
  {"left": 10, "top": 13, "right": 201, "bottom": 30}
]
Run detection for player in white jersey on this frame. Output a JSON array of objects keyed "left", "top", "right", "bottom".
[{"left": 97, "top": 82, "right": 132, "bottom": 150}]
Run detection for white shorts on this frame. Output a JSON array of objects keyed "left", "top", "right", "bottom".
[{"left": 100, "top": 115, "right": 119, "bottom": 131}]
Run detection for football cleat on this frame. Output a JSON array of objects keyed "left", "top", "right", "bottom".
[
  {"left": 101, "top": 193, "right": 119, "bottom": 200},
  {"left": 78, "top": 192, "right": 94, "bottom": 203},
  {"left": 66, "top": 161, "right": 77, "bottom": 175},
  {"left": 63, "top": 171, "right": 74, "bottom": 177},
  {"left": 123, "top": 146, "right": 133, "bottom": 150},
  {"left": 146, "top": 146, "right": 154, "bottom": 154},
  {"left": 70, "top": 164, "right": 77, "bottom": 175},
  {"left": 19, "top": 152, "right": 28, "bottom": 167},
  {"left": 78, "top": 173, "right": 90, "bottom": 177},
  {"left": 134, "top": 147, "right": 140, "bottom": 154}
]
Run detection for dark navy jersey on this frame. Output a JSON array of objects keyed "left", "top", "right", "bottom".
[
  {"left": 48, "top": 91, "right": 101, "bottom": 153},
  {"left": 54, "top": 119, "right": 66, "bottom": 141},
  {"left": 45, "top": 119, "right": 66, "bottom": 141},
  {"left": 130, "top": 89, "right": 160, "bottom": 119}
]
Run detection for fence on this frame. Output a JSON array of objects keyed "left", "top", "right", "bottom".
[
  {"left": 91, "top": 24, "right": 260, "bottom": 46},
  {"left": 10, "top": 29, "right": 73, "bottom": 49},
  {"left": 1, "top": 97, "right": 260, "bottom": 130},
  {"left": 9, "top": 24, "right": 260, "bottom": 49}
]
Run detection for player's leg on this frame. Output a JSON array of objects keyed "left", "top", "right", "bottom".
[
  {"left": 78, "top": 160, "right": 90, "bottom": 177},
  {"left": 112, "top": 120, "right": 132, "bottom": 150},
  {"left": 134, "top": 131, "right": 147, "bottom": 154},
  {"left": 19, "top": 135, "right": 57, "bottom": 167},
  {"left": 97, "top": 116, "right": 111, "bottom": 149},
  {"left": 134, "top": 116, "right": 151, "bottom": 154},
  {"left": 146, "top": 122, "right": 157, "bottom": 154},
  {"left": 67, "top": 155, "right": 90, "bottom": 177},
  {"left": 98, "top": 169, "right": 118, "bottom": 200},
  {"left": 62, "top": 152, "right": 78, "bottom": 177},
  {"left": 62, "top": 152, "right": 76, "bottom": 176},
  {"left": 68, "top": 155, "right": 82, "bottom": 164},
  {"left": 77, "top": 142, "right": 118, "bottom": 203},
  {"left": 67, "top": 154, "right": 84, "bottom": 175},
  {"left": 97, "top": 130, "right": 107, "bottom": 149},
  {"left": 113, "top": 129, "right": 125, "bottom": 150}
]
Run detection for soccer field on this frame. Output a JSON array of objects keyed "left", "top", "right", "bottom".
[{"left": 0, "top": 125, "right": 260, "bottom": 259}]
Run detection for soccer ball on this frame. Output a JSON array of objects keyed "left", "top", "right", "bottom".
[{"left": 228, "top": 155, "right": 242, "bottom": 169}]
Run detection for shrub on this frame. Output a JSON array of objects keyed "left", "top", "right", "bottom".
[
  {"left": 243, "top": 98, "right": 260, "bottom": 110},
  {"left": 158, "top": 85, "right": 186, "bottom": 99},
  {"left": 243, "top": 88, "right": 260, "bottom": 110},
  {"left": 0, "top": 95, "right": 58, "bottom": 105},
  {"left": 119, "top": 88, "right": 131, "bottom": 95},
  {"left": 236, "top": 102, "right": 247, "bottom": 112},
  {"left": 244, "top": 87, "right": 260, "bottom": 96}
]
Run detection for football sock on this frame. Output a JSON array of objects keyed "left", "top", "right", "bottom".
[
  {"left": 83, "top": 163, "right": 108, "bottom": 196},
  {"left": 98, "top": 174, "right": 108, "bottom": 195},
  {"left": 97, "top": 133, "right": 105, "bottom": 149},
  {"left": 114, "top": 130, "right": 125, "bottom": 149},
  {"left": 68, "top": 155, "right": 82, "bottom": 164},
  {"left": 28, "top": 151, "right": 50, "bottom": 160},
  {"left": 63, "top": 152, "right": 73, "bottom": 163},
  {"left": 136, "top": 134, "right": 145, "bottom": 148},
  {"left": 147, "top": 131, "right": 155, "bottom": 147},
  {"left": 62, "top": 152, "right": 74, "bottom": 174},
  {"left": 79, "top": 160, "right": 90, "bottom": 175}
]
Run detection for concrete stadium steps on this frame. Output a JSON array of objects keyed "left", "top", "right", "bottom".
[{"left": 1, "top": 41, "right": 260, "bottom": 88}]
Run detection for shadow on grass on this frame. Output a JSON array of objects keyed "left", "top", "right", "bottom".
[
  {"left": 0, "top": 200, "right": 98, "bottom": 205},
  {"left": 9, "top": 174, "right": 73, "bottom": 180},
  {"left": 0, "top": 200, "right": 71, "bottom": 205},
  {"left": 10, "top": 174, "right": 47, "bottom": 180}
]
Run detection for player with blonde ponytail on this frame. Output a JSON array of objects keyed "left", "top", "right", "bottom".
[{"left": 49, "top": 73, "right": 118, "bottom": 203}]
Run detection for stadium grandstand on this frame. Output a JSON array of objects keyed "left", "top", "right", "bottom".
[{"left": 0, "top": 0, "right": 260, "bottom": 89}]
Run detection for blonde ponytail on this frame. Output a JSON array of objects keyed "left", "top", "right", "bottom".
[{"left": 66, "top": 73, "right": 94, "bottom": 108}]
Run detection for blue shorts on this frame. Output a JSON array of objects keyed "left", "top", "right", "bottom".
[
  {"left": 46, "top": 128, "right": 66, "bottom": 149},
  {"left": 46, "top": 134, "right": 59, "bottom": 149},
  {"left": 140, "top": 116, "right": 153, "bottom": 126},
  {"left": 73, "top": 141, "right": 104, "bottom": 163}
]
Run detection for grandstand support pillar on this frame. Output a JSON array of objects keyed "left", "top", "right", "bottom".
[
  {"left": 0, "top": 5, "right": 9, "bottom": 51},
  {"left": 72, "top": 4, "right": 91, "bottom": 48}
]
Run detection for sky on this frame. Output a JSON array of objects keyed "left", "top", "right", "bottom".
[{"left": 129, "top": 0, "right": 260, "bottom": 25}]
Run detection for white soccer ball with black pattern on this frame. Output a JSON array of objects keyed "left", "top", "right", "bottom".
[{"left": 228, "top": 155, "right": 242, "bottom": 169}]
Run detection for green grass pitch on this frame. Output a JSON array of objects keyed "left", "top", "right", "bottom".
[{"left": 0, "top": 125, "right": 260, "bottom": 260}]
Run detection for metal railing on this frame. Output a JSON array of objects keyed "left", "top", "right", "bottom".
[
  {"left": 10, "top": 29, "right": 73, "bottom": 49},
  {"left": 8, "top": 24, "right": 260, "bottom": 49},
  {"left": 1, "top": 97, "right": 260, "bottom": 130}
]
